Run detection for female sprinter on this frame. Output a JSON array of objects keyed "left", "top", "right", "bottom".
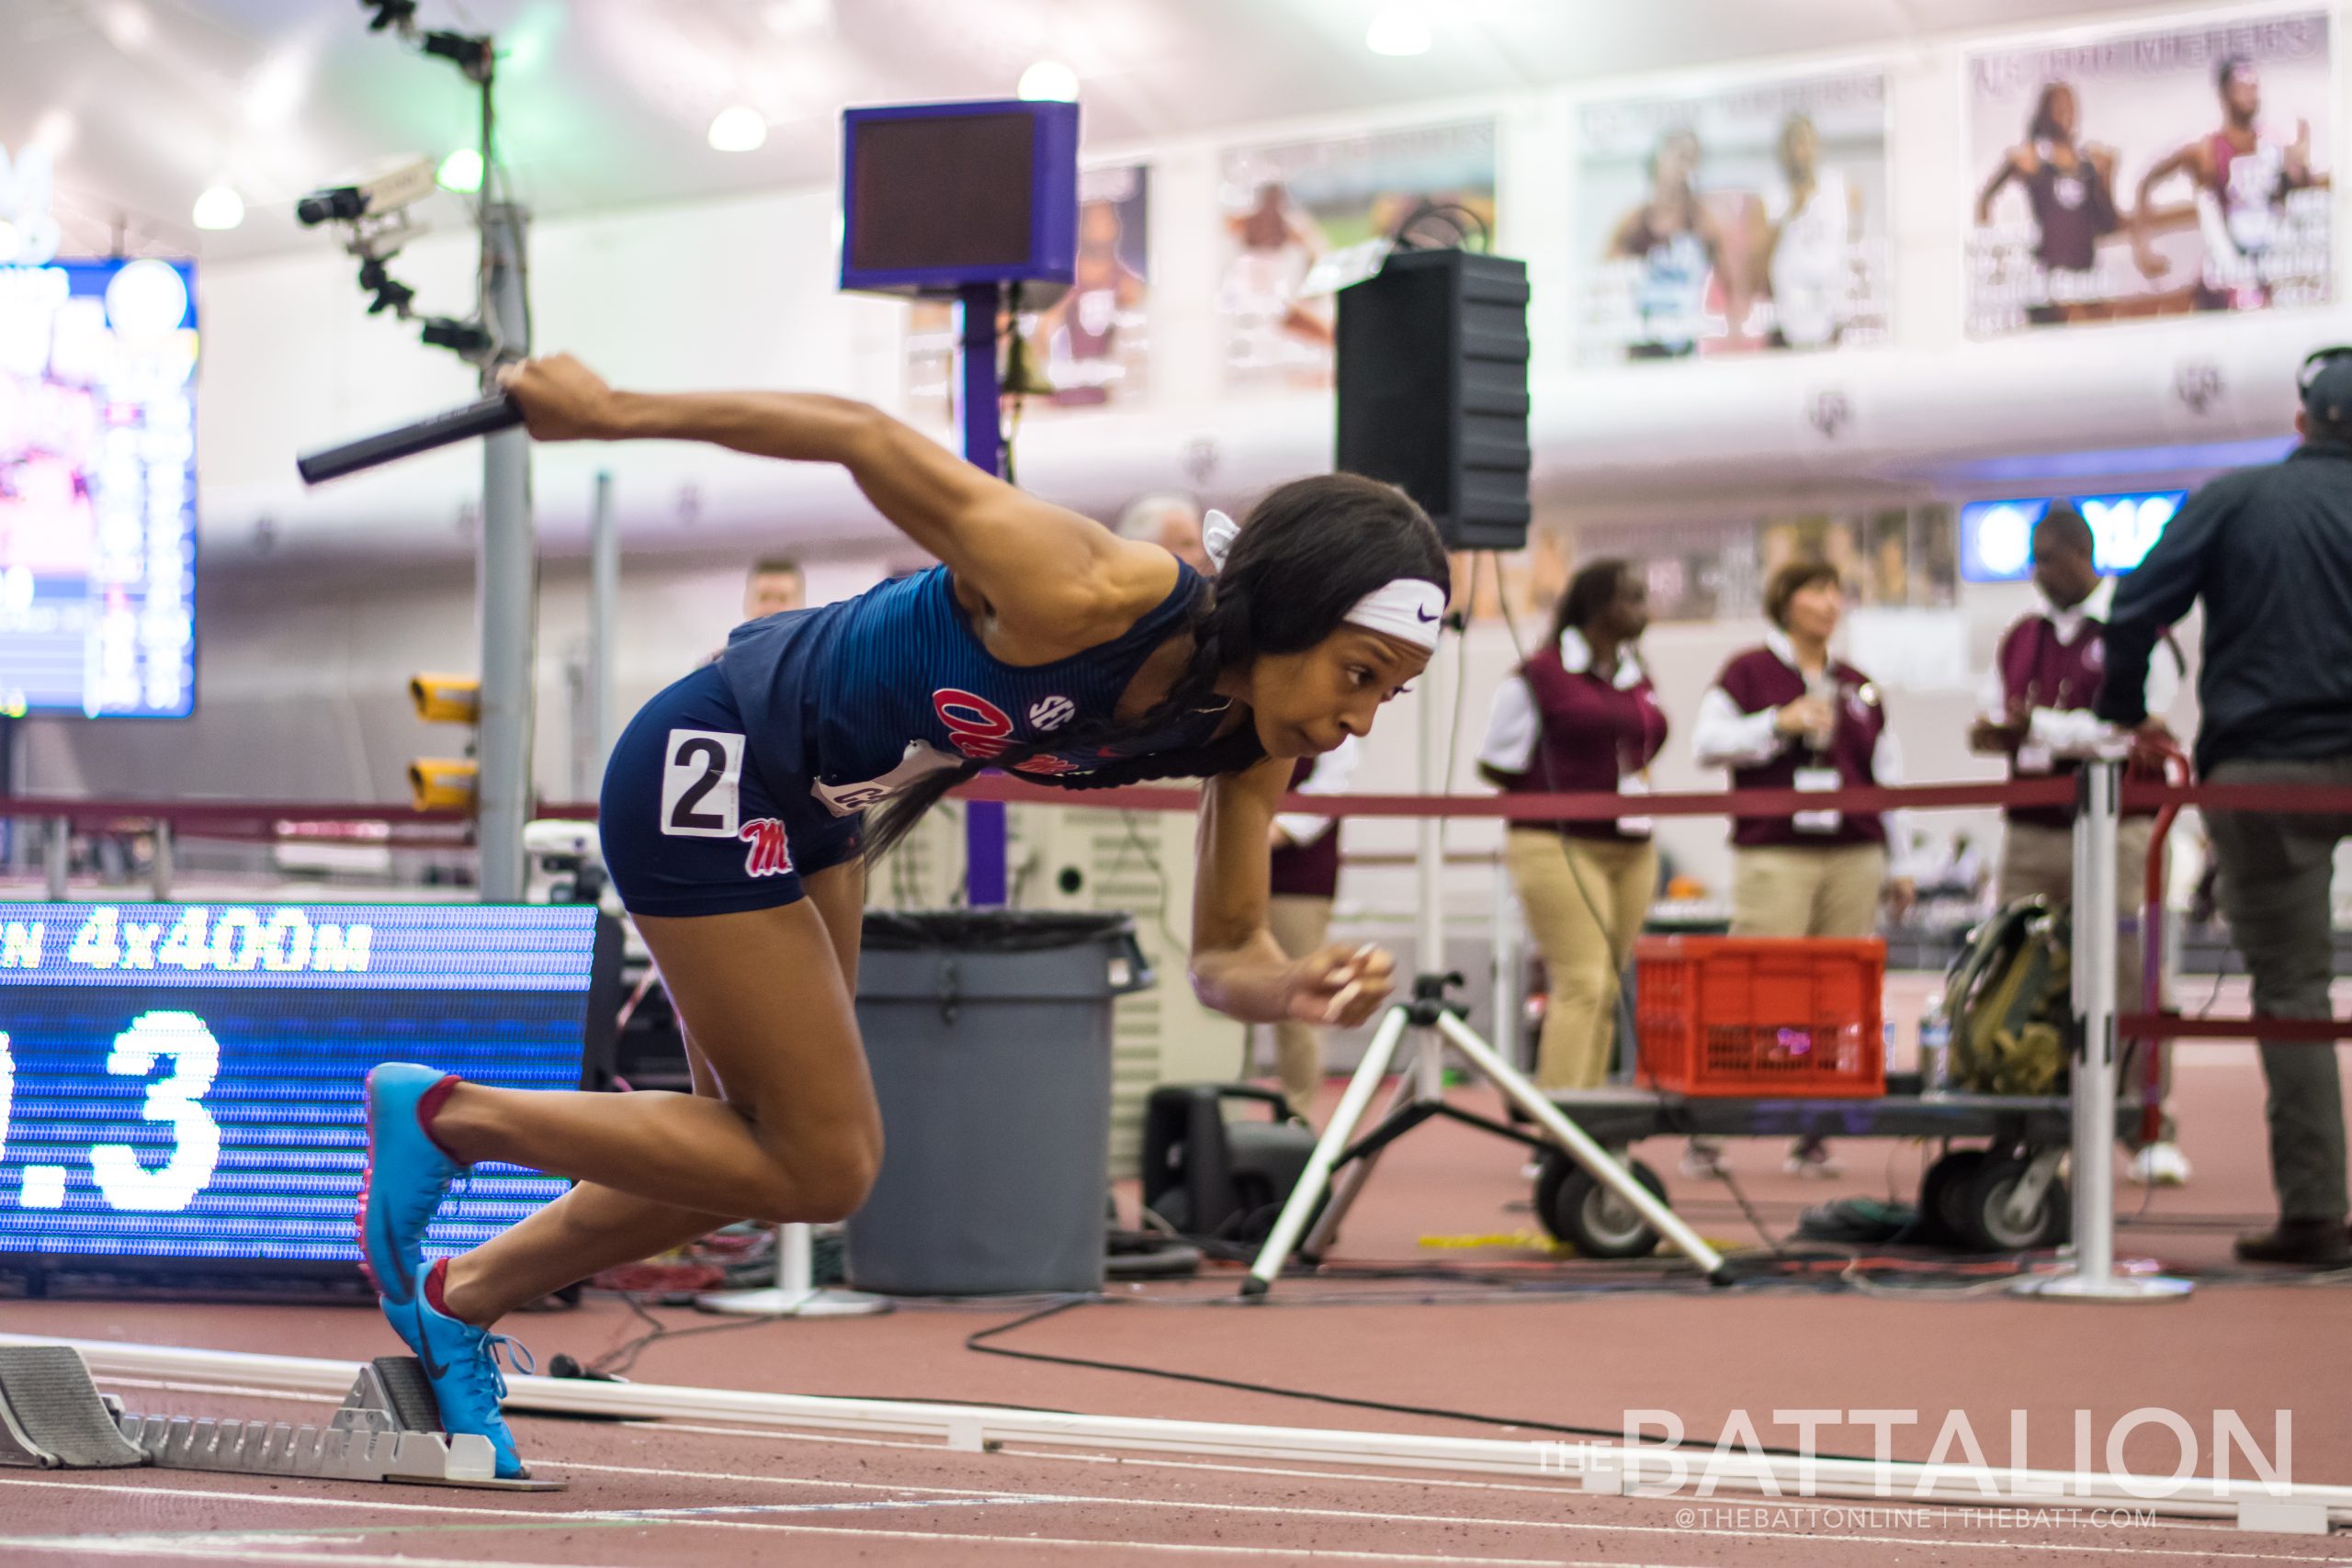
[{"left": 357, "top": 355, "right": 1448, "bottom": 1474}]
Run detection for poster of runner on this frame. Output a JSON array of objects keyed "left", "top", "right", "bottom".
[{"left": 1965, "top": 11, "right": 2332, "bottom": 335}]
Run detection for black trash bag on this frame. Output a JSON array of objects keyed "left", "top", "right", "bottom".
[{"left": 861, "top": 908, "right": 1137, "bottom": 952}]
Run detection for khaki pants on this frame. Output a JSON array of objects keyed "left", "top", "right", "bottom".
[
  {"left": 1997, "top": 818, "right": 2174, "bottom": 1145},
  {"left": 2203, "top": 757, "right": 2352, "bottom": 1223},
  {"left": 1265, "top": 894, "right": 1334, "bottom": 1118},
  {"left": 1505, "top": 830, "right": 1658, "bottom": 1090},
  {"left": 1729, "top": 844, "right": 1887, "bottom": 939}
]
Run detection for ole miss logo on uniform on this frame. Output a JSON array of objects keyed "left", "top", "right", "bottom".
[
  {"left": 933, "top": 688, "right": 1017, "bottom": 760},
  {"left": 740, "top": 818, "right": 793, "bottom": 878}
]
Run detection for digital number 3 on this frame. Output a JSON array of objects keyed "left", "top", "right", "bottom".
[{"left": 90, "top": 1010, "right": 224, "bottom": 1213}]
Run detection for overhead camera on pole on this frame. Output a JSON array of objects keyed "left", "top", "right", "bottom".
[{"left": 291, "top": 0, "right": 537, "bottom": 903}]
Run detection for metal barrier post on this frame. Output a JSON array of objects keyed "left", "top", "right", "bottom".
[
  {"left": 46, "top": 815, "right": 69, "bottom": 900},
  {"left": 2016, "top": 759, "right": 2190, "bottom": 1303},
  {"left": 1490, "top": 856, "right": 1521, "bottom": 1072},
  {"left": 150, "top": 820, "right": 174, "bottom": 902}
]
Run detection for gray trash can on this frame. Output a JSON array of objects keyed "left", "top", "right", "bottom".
[{"left": 845, "top": 909, "right": 1152, "bottom": 1295}]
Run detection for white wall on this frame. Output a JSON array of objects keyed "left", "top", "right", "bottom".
[{"left": 7, "top": 0, "right": 2314, "bottom": 903}]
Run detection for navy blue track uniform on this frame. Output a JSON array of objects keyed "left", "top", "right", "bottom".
[{"left": 601, "top": 561, "right": 1230, "bottom": 916}]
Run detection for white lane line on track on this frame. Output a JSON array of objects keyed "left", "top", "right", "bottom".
[
  {"left": 8, "top": 1467, "right": 2349, "bottom": 1566},
  {"left": 0, "top": 1535, "right": 1609, "bottom": 1568},
  {"left": 548, "top": 1459, "right": 2352, "bottom": 1564},
  {"left": 10, "top": 1451, "right": 2346, "bottom": 1566}
]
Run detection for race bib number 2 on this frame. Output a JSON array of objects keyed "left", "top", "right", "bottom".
[{"left": 661, "top": 729, "right": 744, "bottom": 838}]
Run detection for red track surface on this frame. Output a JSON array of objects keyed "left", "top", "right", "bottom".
[{"left": 5, "top": 1041, "right": 2348, "bottom": 1565}]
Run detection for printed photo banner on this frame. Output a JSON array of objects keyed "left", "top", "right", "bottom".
[
  {"left": 905, "top": 164, "right": 1150, "bottom": 419},
  {"left": 1573, "top": 70, "right": 1890, "bottom": 364},
  {"left": 1966, "top": 10, "right": 2333, "bottom": 336},
  {"left": 1216, "top": 119, "right": 1497, "bottom": 391}
]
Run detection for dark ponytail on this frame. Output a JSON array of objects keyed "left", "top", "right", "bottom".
[{"left": 860, "top": 473, "right": 1448, "bottom": 863}]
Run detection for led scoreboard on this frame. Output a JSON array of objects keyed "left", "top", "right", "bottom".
[{"left": 0, "top": 902, "right": 616, "bottom": 1279}]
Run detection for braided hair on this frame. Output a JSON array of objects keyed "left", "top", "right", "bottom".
[{"left": 860, "top": 473, "right": 1448, "bottom": 862}]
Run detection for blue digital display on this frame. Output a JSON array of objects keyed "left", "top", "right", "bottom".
[
  {"left": 0, "top": 903, "right": 607, "bottom": 1269},
  {"left": 1959, "top": 491, "right": 2188, "bottom": 582},
  {"left": 1, "top": 258, "right": 200, "bottom": 718}
]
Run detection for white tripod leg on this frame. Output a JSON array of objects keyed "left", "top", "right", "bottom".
[
  {"left": 1433, "top": 1011, "right": 1729, "bottom": 1280},
  {"left": 1244, "top": 1004, "right": 1412, "bottom": 1295},
  {"left": 1300, "top": 1040, "right": 1426, "bottom": 1258}
]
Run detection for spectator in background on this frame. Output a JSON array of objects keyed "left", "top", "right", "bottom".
[
  {"left": 1117, "top": 493, "right": 1212, "bottom": 576},
  {"left": 1972, "top": 504, "right": 2190, "bottom": 1185},
  {"left": 1693, "top": 558, "right": 1920, "bottom": 1178},
  {"left": 2098, "top": 347, "right": 2352, "bottom": 1267},
  {"left": 1264, "top": 737, "right": 1364, "bottom": 1120},
  {"left": 1478, "top": 560, "right": 1667, "bottom": 1092},
  {"left": 744, "top": 558, "right": 806, "bottom": 621}
]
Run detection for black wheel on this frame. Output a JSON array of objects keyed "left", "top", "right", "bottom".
[
  {"left": 1544, "top": 1159, "right": 1670, "bottom": 1258},
  {"left": 1961, "top": 1157, "right": 2068, "bottom": 1251},
  {"left": 1917, "top": 1149, "right": 1987, "bottom": 1245},
  {"left": 1532, "top": 1150, "right": 1574, "bottom": 1234}
]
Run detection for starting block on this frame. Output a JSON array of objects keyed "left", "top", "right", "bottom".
[{"left": 0, "top": 1344, "right": 560, "bottom": 1492}]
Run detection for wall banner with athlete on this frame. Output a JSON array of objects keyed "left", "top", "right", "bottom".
[
  {"left": 1572, "top": 70, "right": 1889, "bottom": 365},
  {"left": 1966, "top": 11, "right": 2333, "bottom": 337},
  {"left": 905, "top": 164, "right": 1151, "bottom": 421},
  {"left": 1216, "top": 120, "right": 1497, "bottom": 392}
]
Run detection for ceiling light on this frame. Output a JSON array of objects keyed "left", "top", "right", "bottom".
[
  {"left": 1364, "top": 6, "right": 1431, "bottom": 56},
  {"left": 32, "top": 108, "right": 76, "bottom": 157},
  {"left": 245, "top": 50, "right": 309, "bottom": 129},
  {"left": 764, "top": 0, "right": 832, "bottom": 36},
  {"left": 707, "top": 106, "right": 768, "bottom": 152},
  {"left": 98, "top": 0, "right": 153, "bottom": 51},
  {"left": 106, "top": 258, "right": 191, "bottom": 338},
  {"left": 437, "top": 148, "right": 484, "bottom": 193},
  {"left": 1017, "top": 60, "right": 1080, "bottom": 102},
  {"left": 191, "top": 185, "right": 245, "bottom": 231}
]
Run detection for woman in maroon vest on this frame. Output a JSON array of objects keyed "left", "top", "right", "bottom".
[
  {"left": 1264, "top": 739, "right": 1362, "bottom": 1119},
  {"left": 1692, "top": 558, "right": 1917, "bottom": 1176},
  {"left": 1478, "top": 560, "right": 1668, "bottom": 1090}
]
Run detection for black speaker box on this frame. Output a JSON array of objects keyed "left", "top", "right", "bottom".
[
  {"left": 1140, "top": 1084, "right": 1319, "bottom": 1245},
  {"left": 1335, "top": 249, "right": 1532, "bottom": 552}
]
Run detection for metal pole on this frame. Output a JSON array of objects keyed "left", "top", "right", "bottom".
[
  {"left": 2016, "top": 759, "right": 2189, "bottom": 1303},
  {"left": 958, "top": 281, "right": 1008, "bottom": 908},
  {"left": 1490, "top": 855, "right": 1521, "bottom": 1073},
  {"left": 46, "top": 815, "right": 69, "bottom": 900},
  {"left": 695, "top": 1223, "right": 890, "bottom": 1318},
  {"left": 476, "top": 198, "right": 535, "bottom": 903},
  {"left": 584, "top": 469, "right": 618, "bottom": 802},
  {"left": 1411, "top": 640, "right": 1447, "bottom": 1100},
  {"left": 149, "top": 820, "right": 173, "bottom": 902}
]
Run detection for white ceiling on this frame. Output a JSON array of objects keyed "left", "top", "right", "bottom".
[{"left": 7, "top": 0, "right": 2170, "bottom": 263}]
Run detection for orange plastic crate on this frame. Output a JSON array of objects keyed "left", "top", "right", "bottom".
[{"left": 1634, "top": 936, "right": 1886, "bottom": 1098}]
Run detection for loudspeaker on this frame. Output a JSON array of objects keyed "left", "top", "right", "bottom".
[
  {"left": 1140, "top": 1084, "right": 1320, "bottom": 1244},
  {"left": 1335, "top": 249, "right": 1532, "bottom": 552}
]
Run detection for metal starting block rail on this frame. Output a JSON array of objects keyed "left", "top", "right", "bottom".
[{"left": 0, "top": 1343, "right": 560, "bottom": 1492}]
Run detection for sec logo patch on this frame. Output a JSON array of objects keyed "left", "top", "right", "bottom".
[{"left": 1029, "top": 694, "right": 1077, "bottom": 731}]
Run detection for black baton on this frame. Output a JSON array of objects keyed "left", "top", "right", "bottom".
[{"left": 297, "top": 393, "right": 526, "bottom": 485}]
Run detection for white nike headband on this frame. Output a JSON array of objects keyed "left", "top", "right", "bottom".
[{"left": 1201, "top": 508, "right": 1445, "bottom": 653}]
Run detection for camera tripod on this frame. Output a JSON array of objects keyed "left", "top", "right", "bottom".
[
  {"left": 1241, "top": 971, "right": 1729, "bottom": 1292},
  {"left": 1242, "top": 631, "right": 1731, "bottom": 1294}
]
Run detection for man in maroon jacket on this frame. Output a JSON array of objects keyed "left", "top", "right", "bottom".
[{"left": 1972, "top": 504, "right": 2188, "bottom": 1183}]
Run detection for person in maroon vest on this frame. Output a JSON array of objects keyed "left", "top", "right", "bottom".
[
  {"left": 1264, "top": 737, "right": 1363, "bottom": 1119},
  {"left": 1478, "top": 560, "right": 1667, "bottom": 1091},
  {"left": 1971, "top": 504, "right": 2188, "bottom": 1183},
  {"left": 1693, "top": 558, "right": 1920, "bottom": 1177}
]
